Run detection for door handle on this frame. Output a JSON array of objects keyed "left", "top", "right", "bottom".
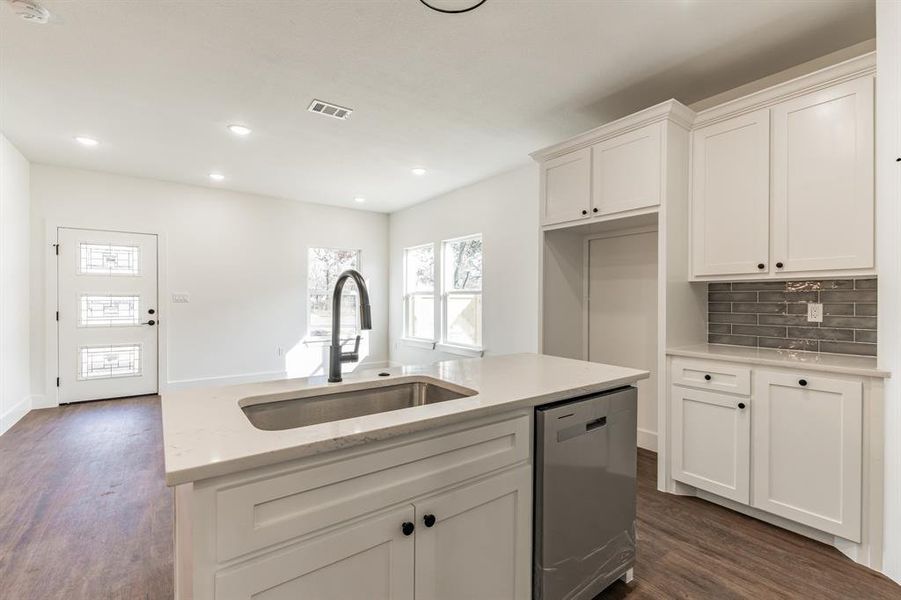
[{"left": 141, "top": 320, "right": 156, "bottom": 326}]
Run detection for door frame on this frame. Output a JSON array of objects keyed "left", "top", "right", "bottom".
[{"left": 43, "top": 221, "right": 169, "bottom": 407}]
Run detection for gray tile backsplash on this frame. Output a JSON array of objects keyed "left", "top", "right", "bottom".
[{"left": 707, "top": 279, "right": 877, "bottom": 357}]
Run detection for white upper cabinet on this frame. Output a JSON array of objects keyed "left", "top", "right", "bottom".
[
  {"left": 771, "top": 77, "right": 875, "bottom": 274},
  {"left": 690, "top": 67, "right": 876, "bottom": 280},
  {"left": 541, "top": 147, "right": 591, "bottom": 226},
  {"left": 591, "top": 122, "right": 662, "bottom": 216},
  {"left": 691, "top": 109, "right": 770, "bottom": 276}
]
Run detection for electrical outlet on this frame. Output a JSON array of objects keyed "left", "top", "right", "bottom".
[
  {"left": 171, "top": 292, "right": 190, "bottom": 304},
  {"left": 807, "top": 302, "right": 823, "bottom": 323},
  {"left": 276, "top": 346, "right": 284, "bottom": 357}
]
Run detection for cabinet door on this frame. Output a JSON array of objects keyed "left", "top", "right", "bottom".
[
  {"left": 752, "top": 371, "right": 862, "bottom": 541},
  {"left": 541, "top": 147, "right": 591, "bottom": 225},
  {"left": 214, "top": 505, "right": 414, "bottom": 600},
  {"left": 671, "top": 385, "right": 750, "bottom": 503},
  {"left": 691, "top": 109, "right": 770, "bottom": 277},
  {"left": 591, "top": 122, "right": 661, "bottom": 215},
  {"left": 414, "top": 466, "right": 531, "bottom": 600},
  {"left": 772, "top": 77, "right": 874, "bottom": 274}
]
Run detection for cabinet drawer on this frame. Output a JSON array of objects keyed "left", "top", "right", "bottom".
[
  {"left": 213, "top": 413, "right": 530, "bottom": 562},
  {"left": 671, "top": 358, "right": 750, "bottom": 395}
]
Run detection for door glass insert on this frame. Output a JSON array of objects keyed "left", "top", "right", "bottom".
[
  {"left": 79, "top": 295, "right": 140, "bottom": 327},
  {"left": 78, "top": 344, "right": 142, "bottom": 380},
  {"left": 79, "top": 242, "right": 141, "bottom": 276}
]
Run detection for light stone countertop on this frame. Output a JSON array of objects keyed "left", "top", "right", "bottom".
[
  {"left": 161, "top": 353, "right": 648, "bottom": 486},
  {"left": 667, "top": 344, "right": 890, "bottom": 378}
]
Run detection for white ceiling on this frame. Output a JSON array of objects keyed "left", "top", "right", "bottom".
[{"left": 0, "top": 0, "right": 874, "bottom": 213}]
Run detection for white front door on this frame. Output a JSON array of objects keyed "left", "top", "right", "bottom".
[{"left": 57, "top": 228, "right": 159, "bottom": 403}]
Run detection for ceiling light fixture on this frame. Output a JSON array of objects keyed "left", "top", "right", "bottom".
[
  {"left": 8, "top": 0, "right": 50, "bottom": 23},
  {"left": 419, "top": 0, "right": 487, "bottom": 14},
  {"left": 227, "top": 124, "right": 252, "bottom": 136},
  {"left": 209, "top": 172, "right": 225, "bottom": 181},
  {"left": 411, "top": 167, "right": 427, "bottom": 176},
  {"left": 354, "top": 197, "right": 366, "bottom": 204},
  {"left": 74, "top": 136, "right": 99, "bottom": 147}
]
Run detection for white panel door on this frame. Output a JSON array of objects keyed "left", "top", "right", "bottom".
[
  {"left": 591, "top": 122, "right": 661, "bottom": 216},
  {"left": 214, "top": 505, "right": 415, "bottom": 600},
  {"left": 414, "top": 466, "right": 531, "bottom": 600},
  {"left": 671, "top": 385, "right": 750, "bottom": 503},
  {"left": 588, "top": 231, "right": 658, "bottom": 448},
  {"left": 541, "top": 148, "right": 591, "bottom": 226},
  {"left": 691, "top": 109, "right": 770, "bottom": 276},
  {"left": 57, "top": 228, "right": 158, "bottom": 402},
  {"left": 752, "top": 370, "right": 862, "bottom": 541},
  {"left": 772, "top": 77, "right": 875, "bottom": 274}
]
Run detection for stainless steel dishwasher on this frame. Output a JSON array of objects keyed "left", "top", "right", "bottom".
[{"left": 534, "top": 386, "right": 637, "bottom": 600}]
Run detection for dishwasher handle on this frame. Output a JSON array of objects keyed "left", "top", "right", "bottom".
[{"left": 557, "top": 415, "right": 607, "bottom": 443}]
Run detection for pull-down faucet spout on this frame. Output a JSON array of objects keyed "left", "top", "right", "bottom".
[{"left": 328, "top": 269, "right": 372, "bottom": 383}]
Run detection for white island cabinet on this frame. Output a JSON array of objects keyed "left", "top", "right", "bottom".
[{"left": 162, "top": 354, "right": 648, "bottom": 600}]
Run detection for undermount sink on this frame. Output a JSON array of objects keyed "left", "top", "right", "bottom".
[{"left": 241, "top": 378, "right": 477, "bottom": 431}]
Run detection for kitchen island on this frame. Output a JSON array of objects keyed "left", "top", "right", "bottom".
[{"left": 162, "top": 353, "right": 648, "bottom": 600}]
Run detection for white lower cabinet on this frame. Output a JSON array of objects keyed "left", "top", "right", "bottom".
[
  {"left": 414, "top": 466, "right": 531, "bottom": 600},
  {"left": 182, "top": 412, "right": 533, "bottom": 600},
  {"left": 671, "top": 385, "right": 750, "bottom": 503},
  {"left": 751, "top": 370, "right": 862, "bottom": 541},
  {"left": 215, "top": 505, "right": 415, "bottom": 600},
  {"left": 668, "top": 359, "right": 865, "bottom": 543}
]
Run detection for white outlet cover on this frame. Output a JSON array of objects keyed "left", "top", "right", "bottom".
[
  {"left": 807, "top": 302, "right": 823, "bottom": 323},
  {"left": 172, "top": 292, "right": 190, "bottom": 304}
]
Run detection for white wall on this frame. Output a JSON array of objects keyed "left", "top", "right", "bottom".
[
  {"left": 876, "top": 0, "right": 901, "bottom": 584},
  {"left": 388, "top": 165, "right": 539, "bottom": 365},
  {"left": 30, "top": 165, "right": 389, "bottom": 406},
  {"left": 0, "top": 134, "right": 32, "bottom": 433}
]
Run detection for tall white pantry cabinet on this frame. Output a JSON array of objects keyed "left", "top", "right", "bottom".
[{"left": 534, "top": 52, "right": 886, "bottom": 571}]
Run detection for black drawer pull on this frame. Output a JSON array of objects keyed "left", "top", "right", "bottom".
[
  {"left": 704, "top": 374, "right": 712, "bottom": 381},
  {"left": 799, "top": 379, "right": 808, "bottom": 387}
]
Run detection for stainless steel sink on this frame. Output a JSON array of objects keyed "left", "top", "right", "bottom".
[{"left": 241, "top": 379, "right": 477, "bottom": 431}]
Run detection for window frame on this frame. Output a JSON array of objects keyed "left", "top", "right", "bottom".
[
  {"left": 306, "top": 246, "right": 362, "bottom": 342},
  {"left": 402, "top": 242, "right": 437, "bottom": 344},
  {"left": 439, "top": 233, "right": 483, "bottom": 352}
]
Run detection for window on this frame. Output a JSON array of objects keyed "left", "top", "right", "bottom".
[
  {"left": 403, "top": 244, "right": 435, "bottom": 341},
  {"left": 442, "top": 235, "right": 483, "bottom": 348},
  {"left": 307, "top": 247, "right": 361, "bottom": 339}
]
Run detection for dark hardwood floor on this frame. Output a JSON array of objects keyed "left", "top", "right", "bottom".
[
  {"left": 0, "top": 397, "right": 898, "bottom": 599},
  {"left": 0, "top": 396, "right": 172, "bottom": 600}
]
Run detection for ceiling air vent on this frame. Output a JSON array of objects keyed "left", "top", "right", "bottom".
[{"left": 308, "top": 99, "right": 353, "bottom": 120}]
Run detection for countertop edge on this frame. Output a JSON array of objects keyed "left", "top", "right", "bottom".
[
  {"left": 164, "top": 371, "right": 648, "bottom": 487},
  {"left": 666, "top": 345, "right": 890, "bottom": 378}
]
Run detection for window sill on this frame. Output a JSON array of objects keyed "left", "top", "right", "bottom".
[
  {"left": 436, "top": 343, "right": 484, "bottom": 358},
  {"left": 401, "top": 338, "right": 436, "bottom": 350}
]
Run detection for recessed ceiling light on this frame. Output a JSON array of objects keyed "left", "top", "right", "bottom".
[
  {"left": 354, "top": 197, "right": 366, "bottom": 204},
  {"left": 209, "top": 172, "right": 225, "bottom": 181},
  {"left": 227, "top": 124, "right": 252, "bottom": 136},
  {"left": 411, "top": 167, "right": 427, "bottom": 176},
  {"left": 74, "top": 136, "right": 99, "bottom": 147}
]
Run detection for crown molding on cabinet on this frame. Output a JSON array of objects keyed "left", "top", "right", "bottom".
[
  {"left": 530, "top": 99, "right": 695, "bottom": 163},
  {"left": 693, "top": 51, "right": 876, "bottom": 129}
]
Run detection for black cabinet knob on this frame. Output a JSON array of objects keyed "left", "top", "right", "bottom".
[
  {"left": 738, "top": 402, "right": 746, "bottom": 409},
  {"left": 704, "top": 374, "right": 712, "bottom": 381},
  {"left": 402, "top": 521, "right": 415, "bottom": 536},
  {"left": 581, "top": 209, "right": 588, "bottom": 215},
  {"left": 148, "top": 308, "right": 156, "bottom": 315},
  {"left": 592, "top": 208, "right": 599, "bottom": 213},
  {"left": 423, "top": 514, "right": 436, "bottom": 528},
  {"left": 757, "top": 263, "right": 765, "bottom": 270},
  {"left": 799, "top": 379, "right": 808, "bottom": 387},
  {"left": 776, "top": 262, "right": 784, "bottom": 269},
  {"left": 142, "top": 320, "right": 156, "bottom": 326}
]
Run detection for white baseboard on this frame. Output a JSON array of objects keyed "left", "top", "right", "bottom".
[
  {"left": 637, "top": 427, "right": 658, "bottom": 452},
  {"left": 0, "top": 397, "right": 32, "bottom": 436},
  {"left": 165, "top": 370, "right": 288, "bottom": 392}
]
